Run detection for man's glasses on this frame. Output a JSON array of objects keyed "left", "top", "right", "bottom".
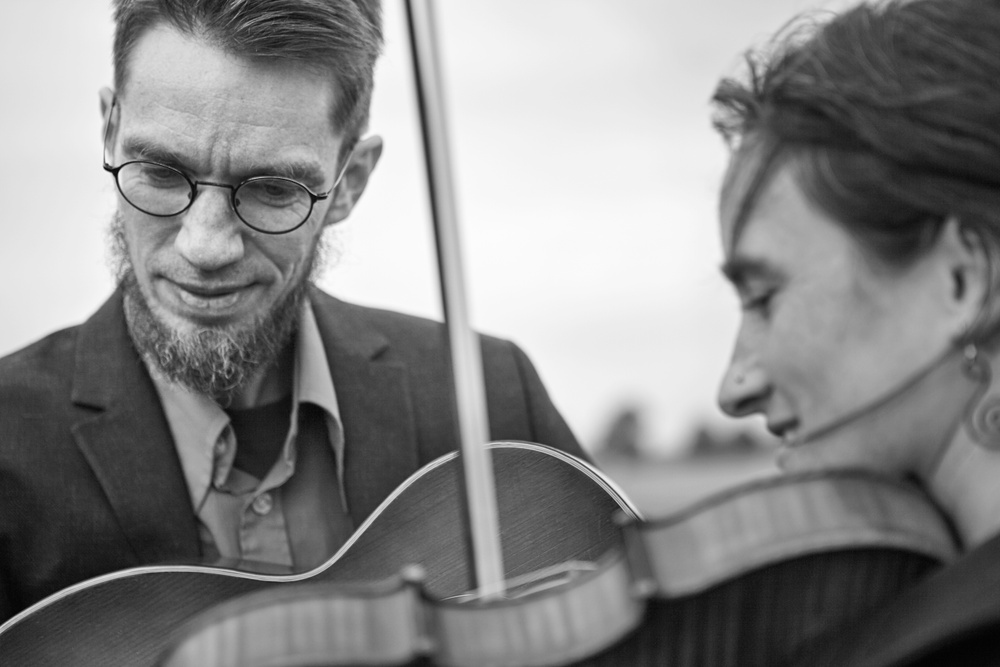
[{"left": 102, "top": 99, "right": 349, "bottom": 235}]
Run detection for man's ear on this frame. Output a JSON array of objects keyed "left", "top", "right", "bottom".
[
  {"left": 99, "top": 87, "right": 116, "bottom": 147},
  {"left": 99, "top": 87, "right": 114, "bottom": 117},
  {"left": 322, "top": 135, "right": 383, "bottom": 227},
  {"left": 937, "top": 215, "right": 989, "bottom": 337}
]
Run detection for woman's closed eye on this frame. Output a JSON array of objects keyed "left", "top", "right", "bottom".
[{"left": 740, "top": 288, "right": 777, "bottom": 317}]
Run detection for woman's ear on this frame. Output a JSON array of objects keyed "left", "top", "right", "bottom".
[
  {"left": 321, "top": 135, "right": 384, "bottom": 227},
  {"left": 937, "top": 215, "right": 989, "bottom": 337}
]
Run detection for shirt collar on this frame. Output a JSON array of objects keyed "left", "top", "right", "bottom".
[
  {"left": 296, "top": 298, "right": 340, "bottom": 421},
  {"left": 151, "top": 298, "right": 342, "bottom": 512}
]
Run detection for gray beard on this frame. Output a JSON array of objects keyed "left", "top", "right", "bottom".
[{"left": 109, "top": 214, "right": 325, "bottom": 405}]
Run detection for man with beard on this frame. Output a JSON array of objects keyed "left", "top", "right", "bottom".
[{"left": 0, "top": 0, "right": 583, "bottom": 622}]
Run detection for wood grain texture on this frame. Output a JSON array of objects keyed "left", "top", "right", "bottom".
[
  {"left": 0, "top": 443, "right": 635, "bottom": 666},
  {"left": 2, "top": 452, "right": 957, "bottom": 666},
  {"left": 161, "top": 554, "right": 646, "bottom": 667},
  {"left": 159, "top": 471, "right": 957, "bottom": 667}
]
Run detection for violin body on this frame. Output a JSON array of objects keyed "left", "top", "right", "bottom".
[
  {"left": 585, "top": 470, "right": 958, "bottom": 666},
  {"left": 0, "top": 445, "right": 959, "bottom": 667},
  {"left": 158, "top": 469, "right": 957, "bottom": 667},
  {"left": 0, "top": 443, "right": 636, "bottom": 666},
  {"left": 159, "top": 546, "right": 942, "bottom": 667}
]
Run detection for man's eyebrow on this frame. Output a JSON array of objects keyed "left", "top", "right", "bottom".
[
  {"left": 119, "top": 137, "right": 329, "bottom": 189},
  {"left": 120, "top": 137, "right": 190, "bottom": 167},
  {"left": 720, "top": 255, "right": 780, "bottom": 287},
  {"left": 250, "top": 159, "right": 329, "bottom": 190}
]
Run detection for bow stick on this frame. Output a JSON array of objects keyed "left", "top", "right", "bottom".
[{"left": 404, "top": 0, "right": 506, "bottom": 600}]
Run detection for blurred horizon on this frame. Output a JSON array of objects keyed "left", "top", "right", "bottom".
[{"left": 0, "top": 0, "right": 850, "bottom": 457}]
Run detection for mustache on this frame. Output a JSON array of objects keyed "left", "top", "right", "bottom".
[
  {"left": 105, "top": 209, "right": 339, "bottom": 287},
  {"left": 106, "top": 210, "right": 307, "bottom": 403}
]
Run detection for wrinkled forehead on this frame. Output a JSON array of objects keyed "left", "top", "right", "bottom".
[
  {"left": 119, "top": 24, "right": 339, "bottom": 130},
  {"left": 118, "top": 22, "right": 337, "bottom": 110}
]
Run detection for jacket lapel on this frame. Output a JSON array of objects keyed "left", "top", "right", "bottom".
[
  {"left": 310, "top": 288, "right": 420, "bottom": 524},
  {"left": 70, "top": 291, "right": 201, "bottom": 564}
]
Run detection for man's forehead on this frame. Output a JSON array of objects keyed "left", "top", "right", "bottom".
[
  {"left": 113, "top": 24, "right": 345, "bottom": 184},
  {"left": 120, "top": 23, "right": 339, "bottom": 126}
]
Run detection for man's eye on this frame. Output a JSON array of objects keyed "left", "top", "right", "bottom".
[
  {"left": 140, "top": 164, "right": 185, "bottom": 186},
  {"left": 242, "top": 179, "right": 303, "bottom": 207}
]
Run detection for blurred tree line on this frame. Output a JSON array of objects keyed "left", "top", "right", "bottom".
[{"left": 596, "top": 405, "right": 773, "bottom": 461}]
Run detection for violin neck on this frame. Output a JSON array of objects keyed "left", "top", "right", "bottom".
[{"left": 404, "top": 0, "right": 506, "bottom": 599}]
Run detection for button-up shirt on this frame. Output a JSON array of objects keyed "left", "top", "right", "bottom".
[{"left": 150, "top": 300, "right": 347, "bottom": 567}]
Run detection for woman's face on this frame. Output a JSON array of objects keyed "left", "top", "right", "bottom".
[{"left": 717, "top": 155, "right": 968, "bottom": 474}]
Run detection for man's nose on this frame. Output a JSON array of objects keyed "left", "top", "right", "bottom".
[
  {"left": 174, "top": 187, "right": 245, "bottom": 271},
  {"left": 717, "top": 356, "right": 769, "bottom": 418}
]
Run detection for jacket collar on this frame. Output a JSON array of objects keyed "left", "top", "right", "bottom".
[
  {"left": 307, "top": 287, "right": 420, "bottom": 523},
  {"left": 70, "top": 288, "right": 201, "bottom": 564},
  {"left": 70, "top": 287, "right": 422, "bottom": 560}
]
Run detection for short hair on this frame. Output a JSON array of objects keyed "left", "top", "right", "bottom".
[
  {"left": 712, "top": 0, "right": 1000, "bottom": 344},
  {"left": 111, "top": 0, "right": 383, "bottom": 155}
]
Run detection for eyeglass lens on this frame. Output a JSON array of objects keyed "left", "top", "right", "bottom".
[{"left": 115, "top": 161, "right": 315, "bottom": 233}]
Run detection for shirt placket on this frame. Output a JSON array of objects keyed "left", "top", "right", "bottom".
[{"left": 212, "top": 422, "right": 297, "bottom": 566}]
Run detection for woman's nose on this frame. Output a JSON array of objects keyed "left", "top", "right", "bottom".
[{"left": 718, "top": 358, "right": 769, "bottom": 418}]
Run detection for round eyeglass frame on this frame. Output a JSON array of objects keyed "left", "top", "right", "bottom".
[
  {"left": 102, "top": 160, "right": 337, "bottom": 235},
  {"left": 101, "top": 97, "right": 350, "bottom": 235}
]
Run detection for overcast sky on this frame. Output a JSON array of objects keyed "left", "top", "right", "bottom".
[{"left": 0, "top": 0, "right": 850, "bottom": 455}]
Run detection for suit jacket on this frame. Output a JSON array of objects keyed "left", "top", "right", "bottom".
[
  {"left": 799, "top": 528, "right": 1000, "bottom": 666},
  {"left": 0, "top": 287, "right": 583, "bottom": 621}
]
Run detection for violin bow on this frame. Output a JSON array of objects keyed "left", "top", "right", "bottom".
[{"left": 404, "top": 0, "right": 507, "bottom": 599}]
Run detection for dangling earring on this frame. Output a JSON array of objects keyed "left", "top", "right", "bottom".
[
  {"left": 962, "top": 343, "right": 1000, "bottom": 451},
  {"left": 963, "top": 343, "right": 986, "bottom": 379}
]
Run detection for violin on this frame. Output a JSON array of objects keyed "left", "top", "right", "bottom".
[
  {"left": 0, "top": 449, "right": 957, "bottom": 666},
  {"left": 0, "top": 441, "right": 636, "bottom": 665},
  {"left": 156, "top": 468, "right": 956, "bottom": 667},
  {"left": 0, "top": 2, "right": 961, "bottom": 665}
]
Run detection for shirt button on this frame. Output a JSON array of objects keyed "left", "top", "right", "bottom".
[{"left": 252, "top": 492, "right": 274, "bottom": 516}]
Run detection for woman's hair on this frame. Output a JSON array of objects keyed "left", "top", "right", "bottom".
[{"left": 713, "top": 0, "right": 1000, "bottom": 343}]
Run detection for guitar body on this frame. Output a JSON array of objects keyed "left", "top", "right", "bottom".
[{"left": 0, "top": 442, "right": 636, "bottom": 666}]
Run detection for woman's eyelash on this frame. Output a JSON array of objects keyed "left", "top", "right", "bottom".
[{"left": 741, "top": 290, "right": 775, "bottom": 313}]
